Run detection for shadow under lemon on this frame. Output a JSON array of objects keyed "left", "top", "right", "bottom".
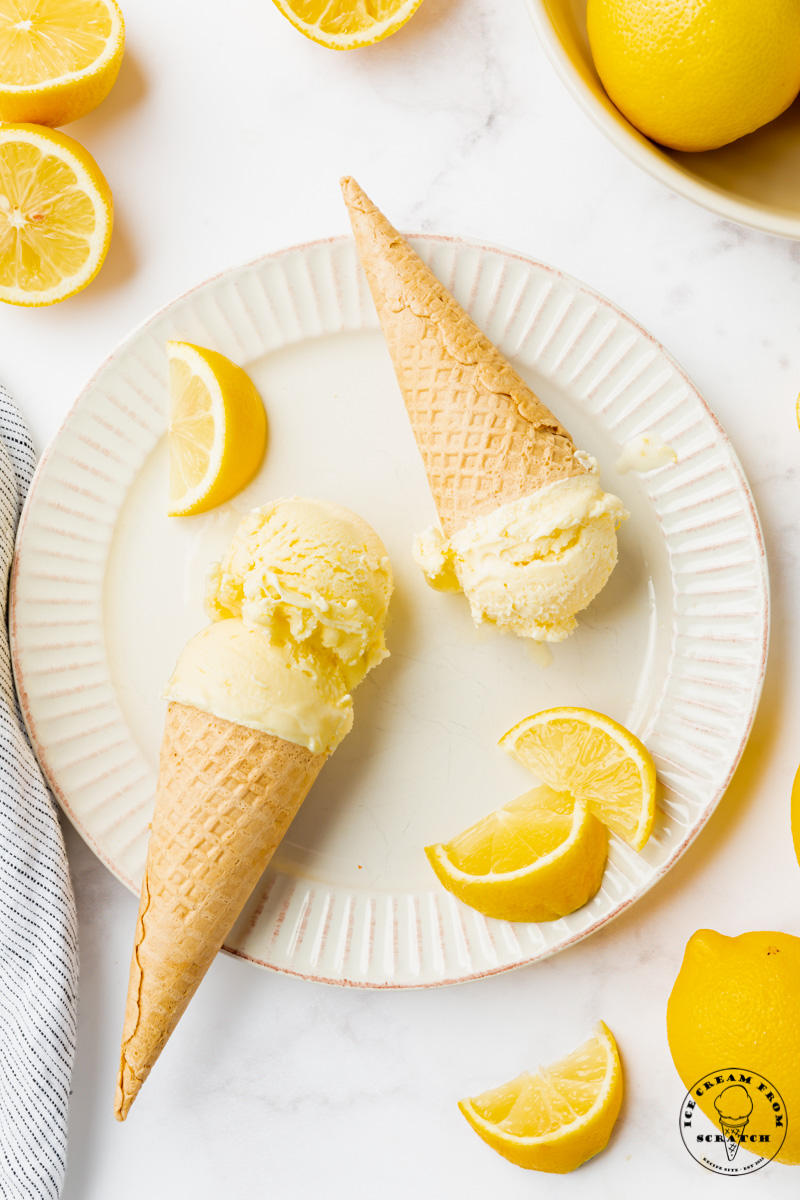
[{"left": 545, "top": 0, "right": 800, "bottom": 227}]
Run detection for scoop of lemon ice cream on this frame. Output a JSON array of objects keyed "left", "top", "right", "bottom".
[
  {"left": 206, "top": 498, "right": 393, "bottom": 689},
  {"left": 163, "top": 618, "right": 353, "bottom": 755},
  {"left": 413, "top": 469, "right": 627, "bottom": 643},
  {"left": 179, "top": 498, "right": 393, "bottom": 752}
]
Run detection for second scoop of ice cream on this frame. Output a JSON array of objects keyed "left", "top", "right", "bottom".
[
  {"left": 164, "top": 619, "right": 354, "bottom": 754},
  {"left": 206, "top": 497, "right": 393, "bottom": 689},
  {"left": 170, "top": 497, "right": 393, "bottom": 754},
  {"left": 413, "top": 471, "right": 627, "bottom": 643}
]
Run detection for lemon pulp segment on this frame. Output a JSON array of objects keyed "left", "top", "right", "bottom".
[
  {"left": 445, "top": 787, "right": 575, "bottom": 874},
  {"left": 168, "top": 358, "right": 218, "bottom": 507},
  {"left": 501, "top": 708, "right": 656, "bottom": 851},
  {"left": 271, "top": 0, "right": 424, "bottom": 49},
  {"left": 0, "top": 0, "right": 111, "bottom": 81},
  {"left": 0, "top": 0, "right": 124, "bottom": 126},
  {"left": 425, "top": 785, "right": 607, "bottom": 923},
  {"left": 0, "top": 124, "right": 112, "bottom": 305},
  {"left": 167, "top": 342, "right": 267, "bottom": 518}
]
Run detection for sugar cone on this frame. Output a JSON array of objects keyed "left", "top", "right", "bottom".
[
  {"left": 719, "top": 1117, "right": 749, "bottom": 1161},
  {"left": 115, "top": 701, "right": 326, "bottom": 1121},
  {"left": 341, "top": 176, "right": 587, "bottom": 537}
]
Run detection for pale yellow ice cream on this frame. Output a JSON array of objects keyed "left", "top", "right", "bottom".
[
  {"left": 206, "top": 497, "right": 392, "bottom": 689},
  {"left": 163, "top": 619, "right": 354, "bottom": 754},
  {"left": 166, "top": 498, "right": 393, "bottom": 754},
  {"left": 615, "top": 433, "right": 677, "bottom": 474},
  {"left": 413, "top": 469, "right": 627, "bottom": 643}
]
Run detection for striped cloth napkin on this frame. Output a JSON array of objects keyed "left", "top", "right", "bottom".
[{"left": 0, "top": 382, "right": 77, "bottom": 1199}]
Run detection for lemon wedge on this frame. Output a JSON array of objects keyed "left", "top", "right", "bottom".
[
  {"left": 500, "top": 708, "right": 656, "bottom": 852},
  {"left": 459, "top": 1022, "right": 623, "bottom": 1173},
  {"left": 271, "top": 0, "right": 425, "bottom": 50},
  {"left": 0, "top": 0, "right": 125, "bottom": 127},
  {"left": 425, "top": 785, "right": 607, "bottom": 922},
  {"left": 167, "top": 342, "right": 267, "bottom": 518},
  {"left": 0, "top": 123, "right": 112, "bottom": 306}
]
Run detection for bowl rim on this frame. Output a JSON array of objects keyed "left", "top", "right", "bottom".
[{"left": 524, "top": 0, "right": 800, "bottom": 241}]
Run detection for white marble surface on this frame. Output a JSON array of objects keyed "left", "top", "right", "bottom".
[{"left": 3, "top": 0, "right": 800, "bottom": 1194}]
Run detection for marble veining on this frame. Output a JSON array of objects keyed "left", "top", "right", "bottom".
[{"left": 2, "top": 0, "right": 799, "bottom": 1196}]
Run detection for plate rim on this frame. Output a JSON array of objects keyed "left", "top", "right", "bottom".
[{"left": 10, "top": 232, "right": 770, "bottom": 988}]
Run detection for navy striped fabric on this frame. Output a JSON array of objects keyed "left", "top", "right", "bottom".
[{"left": 0, "top": 383, "right": 77, "bottom": 1199}]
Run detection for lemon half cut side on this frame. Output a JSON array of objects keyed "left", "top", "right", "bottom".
[
  {"left": 271, "top": 0, "right": 425, "bottom": 50},
  {"left": 0, "top": 0, "right": 125, "bottom": 127},
  {"left": 0, "top": 123, "right": 113, "bottom": 306}
]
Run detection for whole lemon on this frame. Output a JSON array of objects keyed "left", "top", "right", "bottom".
[
  {"left": 587, "top": 0, "right": 800, "bottom": 152},
  {"left": 667, "top": 929, "right": 800, "bottom": 1164}
]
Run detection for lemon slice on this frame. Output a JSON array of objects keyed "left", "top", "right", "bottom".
[
  {"left": 0, "top": 0, "right": 125, "bottom": 127},
  {"left": 425, "top": 785, "right": 607, "bottom": 922},
  {"left": 459, "top": 1022, "right": 623, "bottom": 1173},
  {"left": 167, "top": 342, "right": 267, "bottom": 517},
  {"left": 271, "top": 0, "right": 425, "bottom": 50},
  {"left": 500, "top": 708, "right": 656, "bottom": 852},
  {"left": 0, "top": 123, "right": 112, "bottom": 306}
]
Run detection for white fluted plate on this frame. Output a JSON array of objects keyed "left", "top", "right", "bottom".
[{"left": 10, "top": 236, "right": 768, "bottom": 987}]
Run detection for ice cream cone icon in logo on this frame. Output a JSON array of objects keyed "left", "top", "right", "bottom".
[
  {"left": 714, "top": 1085, "right": 754, "bottom": 1161},
  {"left": 678, "top": 1068, "right": 786, "bottom": 1174}
]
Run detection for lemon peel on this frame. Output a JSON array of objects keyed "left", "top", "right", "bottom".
[
  {"left": 459, "top": 1022, "right": 623, "bottom": 1173},
  {"left": 167, "top": 342, "right": 266, "bottom": 517}
]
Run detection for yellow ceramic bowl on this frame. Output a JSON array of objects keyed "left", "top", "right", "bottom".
[{"left": 526, "top": 0, "right": 800, "bottom": 239}]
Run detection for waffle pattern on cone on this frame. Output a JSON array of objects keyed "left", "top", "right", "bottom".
[
  {"left": 342, "top": 176, "right": 587, "bottom": 537},
  {"left": 115, "top": 702, "right": 325, "bottom": 1120}
]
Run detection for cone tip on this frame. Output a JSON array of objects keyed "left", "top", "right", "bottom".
[
  {"left": 340, "top": 175, "right": 365, "bottom": 208},
  {"left": 114, "top": 1064, "right": 138, "bottom": 1122}
]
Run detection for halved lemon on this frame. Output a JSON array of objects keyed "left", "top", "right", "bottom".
[
  {"left": 459, "top": 1022, "right": 623, "bottom": 1173},
  {"left": 0, "top": 123, "right": 112, "bottom": 306},
  {"left": 500, "top": 708, "right": 656, "bottom": 851},
  {"left": 271, "top": 0, "right": 425, "bottom": 50},
  {"left": 0, "top": 0, "right": 125, "bottom": 127},
  {"left": 425, "top": 785, "right": 607, "bottom": 922},
  {"left": 167, "top": 342, "right": 267, "bottom": 517}
]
